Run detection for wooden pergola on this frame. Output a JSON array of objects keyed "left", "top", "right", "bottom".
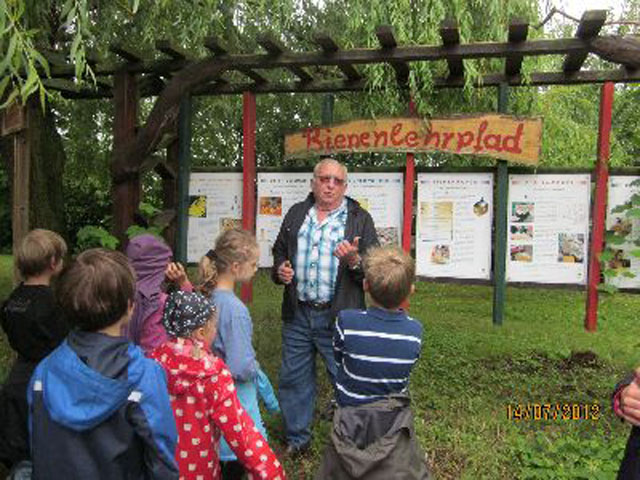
[{"left": 5, "top": 10, "right": 640, "bottom": 329}]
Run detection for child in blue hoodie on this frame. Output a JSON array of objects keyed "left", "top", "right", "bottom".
[{"left": 28, "top": 249, "right": 179, "bottom": 480}]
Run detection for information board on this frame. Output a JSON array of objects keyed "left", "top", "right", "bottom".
[
  {"left": 606, "top": 175, "right": 640, "bottom": 288},
  {"left": 416, "top": 172, "right": 493, "bottom": 279},
  {"left": 187, "top": 172, "right": 243, "bottom": 263},
  {"left": 506, "top": 174, "right": 591, "bottom": 284}
]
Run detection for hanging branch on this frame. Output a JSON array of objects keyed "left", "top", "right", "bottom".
[{"left": 535, "top": 7, "right": 640, "bottom": 30}]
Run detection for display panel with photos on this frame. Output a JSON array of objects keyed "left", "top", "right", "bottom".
[
  {"left": 506, "top": 174, "right": 591, "bottom": 284},
  {"left": 416, "top": 172, "right": 493, "bottom": 280}
]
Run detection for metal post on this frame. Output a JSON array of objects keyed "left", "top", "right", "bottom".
[
  {"left": 175, "top": 95, "right": 192, "bottom": 265},
  {"left": 321, "top": 94, "right": 334, "bottom": 125},
  {"left": 492, "top": 82, "right": 509, "bottom": 326}
]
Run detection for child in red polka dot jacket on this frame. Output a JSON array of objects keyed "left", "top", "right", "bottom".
[{"left": 151, "top": 291, "right": 286, "bottom": 480}]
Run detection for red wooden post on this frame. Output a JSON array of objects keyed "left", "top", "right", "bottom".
[
  {"left": 585, "top": 82, "right": 614, "bottom": 332},
  {"left": 402, "top": 98, "right": 416, "bottom": 310},
  {"left": 402, "top": 98, "right": 416, "bottom": 253},
  {"left": 241, "top": 91, "right": 257, "bottom": 304},
  {"left": 112, "top": 71, "right": 139, "bottom": 249}
]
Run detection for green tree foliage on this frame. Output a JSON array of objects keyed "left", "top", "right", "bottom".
[{"left": 1, "top": 0, "right": 639, "bottom": 251}]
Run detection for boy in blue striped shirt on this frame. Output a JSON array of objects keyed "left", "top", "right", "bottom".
[
  {"left": 334, "top": 245, "right": 422, "bottom": 407},
  {"left": 317, "top": 246, "right": 428, "bottom": 479}
]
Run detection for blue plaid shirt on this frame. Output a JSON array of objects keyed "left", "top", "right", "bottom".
[{"left": 295, "top": 199, "right": 347, "bottom": 303}]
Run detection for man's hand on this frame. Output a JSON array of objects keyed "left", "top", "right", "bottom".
[
  {"left": 165, "top": 262, "right": 188, "bottom": 287},
  {"left": 334, "top": 236, "right": 361, "bottom": 268},
  {"left": 620, "top": 368, "right": 640, "bottom": 426},
  {"left": 277, "top": 260, "right": 294, "bottom": 285}
]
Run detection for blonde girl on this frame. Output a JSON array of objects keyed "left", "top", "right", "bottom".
[{"left": 198, "top": 228, "right": 279, "bottom": 479}]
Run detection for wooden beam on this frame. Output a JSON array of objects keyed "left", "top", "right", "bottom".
[
  {"left": 590, "top": 35, "right": 640, "bottom": 69},
  {"left": 313, "top": 32, "right": 362, "bottom": 81},
  {"left": 376, "top": 25, "right": 398, "bottom": 49},
  {"left": 376, "top": 25, "right": 410, "bottom": 85},
  {"left": 156, "top": 40, "right": 190, "bottom": 60},
  {"left": 52, "top": 37, "right": 603, "bottom": 78},
  {"left": 440, "top": 19, "right": 464, "bottom": 78},
  {"left": 505, "top": 18, "right": 529, "bottom": 76},
  {"left": 257, "top": 33, "right": 313, "bottom": 82},
  {"left": 109, "top": 44, "right": 143, "bottom": 63},
  {"left": 237, "top": 67, "right": 268, "bottom": 84},
  {"left": 42, "top": 78, "right": 110, "bottom": 97},
  {"left": 196, "top": 68, "right": 640, "bottom": 94},
  {"left": 57, "top": 66, "right": 640, "bottom": 99},
  {"left": 563, "top": 10, "right": 607, "bottom": 72},
  {"left": 204, "top": 37, "right": 228, "bottom": 56},
  {"left": 205, "top": 36, "right": 269, "bottom": 84}
]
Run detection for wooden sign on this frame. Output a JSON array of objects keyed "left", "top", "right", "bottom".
[{"left": 285, "top": 114, "right": 543, "bottom": 165}]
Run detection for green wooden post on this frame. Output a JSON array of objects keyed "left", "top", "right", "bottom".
[
  {"left": 492, "top": 82, "right": 509, "bottom": 326},
  {"left": 175, "top": 95, "right": 192, "bottom": 265},
  {"left": 321, "top": 94, "right": 334, "bottom": 125}
]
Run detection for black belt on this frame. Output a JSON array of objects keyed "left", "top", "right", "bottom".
[{"left": 298, "top": 300, "right": 332, "bottom": 311}]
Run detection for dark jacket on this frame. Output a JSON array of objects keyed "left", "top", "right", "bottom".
[
  {"left": 0, "top": 284, "right": 68, "bottom": 468},
  {"left": 28, "top": 331, "right": 178, "bottom": 480},
  {"left": 271, "top": 193, "right": 378, "bottom": 321},
  {"left": 316, "top": 395, "right": 430, "bottom": 480},
  {"left": 615, "top": 373, "right": 640, "bottom": 479}
]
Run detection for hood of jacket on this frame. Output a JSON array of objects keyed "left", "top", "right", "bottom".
[
  {"left": 34, "top": 331, "right": 145, "bottom": 432},
  {"left": 151, "top": 337, "right": 222, "bottom": 396}
]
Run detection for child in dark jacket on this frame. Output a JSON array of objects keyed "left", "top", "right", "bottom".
[
  {"left": 150, "top": 290, "right": 285, "bottom": 480},
  {"left": 28, "top": 249, "right": 178, "bottom": 480},
  {"left": 0, "top": 229, "right": 68, "bottom": 469}
]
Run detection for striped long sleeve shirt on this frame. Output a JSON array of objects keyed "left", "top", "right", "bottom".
[{"left": 333, "top": 307, "right": 423, "bottom": 407}]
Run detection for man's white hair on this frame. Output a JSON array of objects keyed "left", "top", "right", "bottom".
[{"left": 313, "top": 157, "right": 348, "bottom": 179}]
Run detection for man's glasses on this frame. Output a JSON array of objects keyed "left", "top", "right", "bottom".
[{"left": 315, "top": 175, "right": 346, "bottom": 186}]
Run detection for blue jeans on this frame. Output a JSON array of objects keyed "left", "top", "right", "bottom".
[{"left": 278, "top": 304, "right": 337, "bottom": 447}]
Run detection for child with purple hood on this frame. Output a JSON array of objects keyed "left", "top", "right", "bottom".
[{"left": 125, "top": 234, "right": 193, "bottom": 354}]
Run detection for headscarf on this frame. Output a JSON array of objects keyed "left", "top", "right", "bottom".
[
  {"left": 125, "top": 234, "right": 173, "bottom": 344},
  {"left": 162, "top": 290, "right": 216, "bottom": 338}
]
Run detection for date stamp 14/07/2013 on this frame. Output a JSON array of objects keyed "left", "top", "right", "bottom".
[{"left": 506, "top": 403, "right": 601, "bottom": 421}]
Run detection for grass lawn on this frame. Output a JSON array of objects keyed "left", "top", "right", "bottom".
[{"left": 1, "top": 259, "right": 638, "bottom": 479}]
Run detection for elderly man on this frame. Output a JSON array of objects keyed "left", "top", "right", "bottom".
[{"left": 271, "top": 157, "right": 378, "bottom": 454}]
